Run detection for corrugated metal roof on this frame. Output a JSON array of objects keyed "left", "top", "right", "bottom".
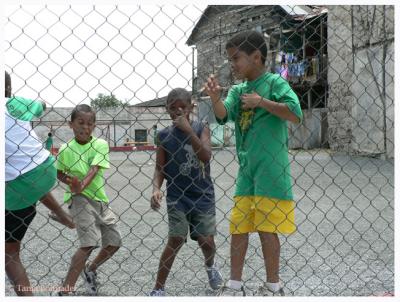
[
  {"left": 186, "top": 5, "right": 328, "bottom": 45},
  {"left": 280, "top": 5, "right": 310, "bottom": 16}
]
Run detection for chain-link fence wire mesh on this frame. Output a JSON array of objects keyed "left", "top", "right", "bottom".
[{"left": 4, "top": 4, "right": 394, "bottom": 296}]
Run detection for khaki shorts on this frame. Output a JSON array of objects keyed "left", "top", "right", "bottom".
[
  {"left": 69, "top": 194, "right": 122, "bottom": 248},
  {"left": 230, "top": 195, "right": 296, "bottom": 234}
]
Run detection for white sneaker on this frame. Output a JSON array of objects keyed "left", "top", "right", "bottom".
[
  {"left": 254, "top": 283, "right": 285, "bottom": 296},
  {"left": 81, "top": 265, "right": 98, "bottom": 295},
  {"left": 216, "top": 283, "right": 246, "bottom": 296}
]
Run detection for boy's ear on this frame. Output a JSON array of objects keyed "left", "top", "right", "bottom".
[
  {"left": 251, "top": 50, "right": 262, "bottom": 64},
  {"left": 68, "top": 121, "right": 73, "bottom": 128}
]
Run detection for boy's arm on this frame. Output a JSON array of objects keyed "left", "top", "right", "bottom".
[
  {"left": 57, "top": 166, "right": 100, "bottom": 194},
  {"left": 192, "top": 124, "right": 212, "bottom": 163},
  {"left": 211, "top": 98, "right": 227, "bottom": 120},
  {"left": 151, "top": 145, "right": 166, "bottom": 210},
  {"left": 257, "top": 98, "right": 300, "bottom": 123},
  {"left": 6, "top": 96, "right": 46, "bottom": 121},
  {"left": 57, "top": 170, "right": 73, "bottom": 185},
  {"left": 203, "top": 75, "right": 227, "bottom": 120},
  {"left": 243, "top": 96, "right": 300, "bottom": 123},
  {"left": 70, "top": 166, "right": 100, "bottom": 194},
  {"left": 173, "top": 111, "right": 212, "bottom": 163},
  {"left": 153, "top": 146, "right": 165, "bottom": 192}
]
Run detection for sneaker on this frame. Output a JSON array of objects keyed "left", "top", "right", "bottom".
[
  {"left": 149, "top": 288, "right": 166, "bottom": 296},
  {"left": 255, "top": 283, "right": 285, "bottom": 296},
  {"left": 206, "top": 263, "right": 223, "bottom": 290},
  {"left": 82, "top": 265, "right": 98, "bottom": 295},
  {"left": 216, "top": 283, "right": 246, "bottom": 296}
]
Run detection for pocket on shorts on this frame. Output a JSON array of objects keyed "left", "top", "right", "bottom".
[{"left": 101, "top": 204, "right": 118, "bottom": 225}]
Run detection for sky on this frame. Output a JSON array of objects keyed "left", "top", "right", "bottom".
[{"left": 5, "top": 3, "right": 206, "bottom": 107}]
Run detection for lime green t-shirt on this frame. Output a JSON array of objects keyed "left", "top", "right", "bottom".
[
  {"left": 217, "top": 72, "right": 303, "bottom": 201},
  {"left": 6, "top": 96, "right": 44, "bottom": 121},
  {"left": 56, "top": 137, "right": 110, "bottom": 203}
]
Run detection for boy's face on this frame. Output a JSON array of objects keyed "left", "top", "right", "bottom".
[
  {"left": 166, "top": 99, "right": 192, "bottom": 121},
  {"left": 69, "top": 111, "right": 96, "bottom": 144},
  {"left": 227, "top": 47, "right": 260, "bottom": 80}
]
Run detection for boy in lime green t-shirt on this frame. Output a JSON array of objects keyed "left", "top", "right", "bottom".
[
  {"left": 55, "top": 104, "right": 121, "bottom": 296},
  {"left": 204, "top": 30, "right": 302, "bottom": 296}
]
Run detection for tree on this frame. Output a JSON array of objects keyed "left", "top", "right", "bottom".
[{"left": 90, "top": 93, "right": 127, "bottom": 108}]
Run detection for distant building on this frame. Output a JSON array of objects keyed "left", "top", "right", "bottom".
[
  {"left": 187, "top": 5, "right": 329, "bottom": 148},
  {"left": 186, "top": 5, "right": 394, "bottom": 158}
]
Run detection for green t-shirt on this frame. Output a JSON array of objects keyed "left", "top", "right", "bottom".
[
  {"left": 56, "top": 137, "right": 110, "bottom": 203},
  {"left": 217, "top": 72, "right": 303, "bottom": 200},
  {"left": 6, "top": 96, "right": 44, "bottom": 121}
]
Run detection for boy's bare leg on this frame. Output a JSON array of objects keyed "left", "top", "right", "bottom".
[
  {"left": 5, "top": 242, "right": 33, "bottom": 296},
  {"left": 154, "top": 237, "right": 185, "bottom": 289},
  {"left": 40, "top": 193, "right": 75, "bottom": 229},
  {"left": 230, "top": 233, "right": 249, "bottom": 281},
  {"left": 258, "top": 231, "right": 280, "bottom": 283},
  {"left": 62, "top": 247, "right": 94, "bottom": 293},
  {"left": 87, "top": 245, "right": 120, "bottom": 272},
  {"left": 197, "top": 236, "right": 216, "bottom": 267}
]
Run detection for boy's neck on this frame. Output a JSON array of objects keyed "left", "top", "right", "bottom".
[
  {"left": 246, "top": 66, "right": 266, "bottom": 81},
  {"left": 75, "top": 136, "right": 92, "bottom": 145}
]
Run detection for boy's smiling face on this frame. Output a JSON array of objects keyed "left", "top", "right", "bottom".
[{"left": 69, "top": 111, "right": 96, "bottom": 144}]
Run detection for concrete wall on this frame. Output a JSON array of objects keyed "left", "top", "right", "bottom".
[
  {"left": 327, "top": 5, "right": 394, "bottom": 158},
  {"left": 34, "top": 106, "right": 171, "bottom": 147},
  {"left": 289, "top": 109, "right": 329, "bottom": 149}
]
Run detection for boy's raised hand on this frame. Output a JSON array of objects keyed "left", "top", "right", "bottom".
[
  {"left": 173, "top": 108, "right": 193, "bottom": 134},
  {"left": 151, "top": 190, "right": 163, "bottom": 210},
  {"left": 203, "top": 74, "right": 222, "bottom": 102}
]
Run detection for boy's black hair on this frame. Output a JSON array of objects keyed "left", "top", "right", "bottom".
[
  {"left": 5, "top": 71, "right": 11, "bottom": 97},
  {"left": 226, "top": 30, "right": 268, "bottom": 65},
  {"left": 166, "top": 88, "right": 191, "bottom": 106},
  {"left": 71, "top": 104, "right": 96, "bottom": 122}
]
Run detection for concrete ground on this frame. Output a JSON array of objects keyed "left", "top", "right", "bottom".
[{"left": 5, "top": 148, "right": 394, "bottom": 296}]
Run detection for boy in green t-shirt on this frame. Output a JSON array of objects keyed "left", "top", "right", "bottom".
[
  {"left": 204, "top": 30, "right": 303, "bottom": 296},
  {"left": 55, "top": 104, "right": 121, "bottom": 296}
]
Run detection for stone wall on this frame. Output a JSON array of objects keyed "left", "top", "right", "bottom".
[
  {"left": 327, "top": 5, "right": 394, "bottom": 158},
  {"left": 191, "top": 6, "right": 275, "bottom": 92}
]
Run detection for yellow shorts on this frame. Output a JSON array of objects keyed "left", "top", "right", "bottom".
[{"left": 230, "top": 196, "right": 296, "bottom": 234}]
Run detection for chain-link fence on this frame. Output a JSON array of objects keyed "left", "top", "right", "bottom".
[{"left": 5, "top": 4, "right": 394, "bottom": 297}]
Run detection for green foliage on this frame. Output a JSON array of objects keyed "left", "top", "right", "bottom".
[{"left": 90, "top": 93, "right": 127, "bottom": 108}]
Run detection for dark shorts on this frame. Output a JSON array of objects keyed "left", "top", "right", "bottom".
[
  {"left": 5, "top": 205, "right": 37, "bottom": 242},
  {"left": 167, "top": 207, "right": 216, "bottom": 241}
]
